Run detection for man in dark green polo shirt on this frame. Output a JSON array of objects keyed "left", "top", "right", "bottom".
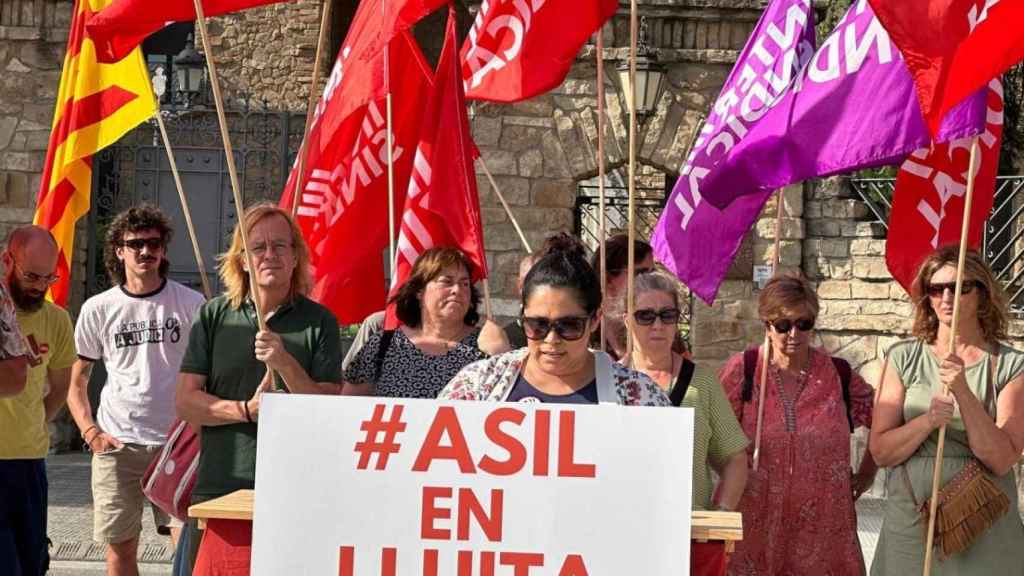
[{"left": 174, "top": 203, "right": 342, "bottom": 574}]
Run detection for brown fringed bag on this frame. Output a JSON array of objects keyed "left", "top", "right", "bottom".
[{"left": 904, "top": 351, "right": 1011, "bottom": 560}]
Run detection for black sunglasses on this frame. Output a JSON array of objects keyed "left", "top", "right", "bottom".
[
  {"left": 633, "top": 307, "right": 680, "bottom": 326},
  {"left": 522, "top": 316, "right": 591, "bottom": 341},
  {"left": 122, "top": 237, "right": 164, "bottom": 251},
  {"left": 768, "top": 317, "right": 815, "bottom": 333},
  {"left": 926, "top": 280, "right": 977, "bottom": 297}
]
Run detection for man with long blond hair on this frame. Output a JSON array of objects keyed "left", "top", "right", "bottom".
[{"left": 174, "top": 203, "right": 342, "bottom": 573}]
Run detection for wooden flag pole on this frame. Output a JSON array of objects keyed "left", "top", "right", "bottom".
[
  {"left": 477, "top": 157, "right": 532, "bottom": 254},
  {"left": 383, "top": 0, "right": 397, "bottom": 276},
  {"left": 153, "top": 112, "right": 213, "bottom": 299},
  {"left": 625, "top": 0, "right": 638, "bottom": 363},
  {"left": 923, "top": 136, "right": 982, "bottom": 575},
  {"left": 752, "top": 189, "right": 784, "bottom": 471},
  {"left": 191, "top": 0, "right": 269, "bottom": 332},
  {"left": 483, "top": 278, "right": 494, "bottom": 320},
  {"left": 596, "top": 26, "right": 608, "bottom": 353},
  {"left": 290, "top": 0, "right": 334, "bottom": 217}
]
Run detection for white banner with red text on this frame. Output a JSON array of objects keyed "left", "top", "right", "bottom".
[{"left": 252, "top": 395, "right": 694, "bottom": 575}]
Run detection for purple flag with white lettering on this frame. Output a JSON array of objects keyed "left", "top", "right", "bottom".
[
  {"left": 653, "top": 0, "right": 986, "bottom": 304},
  {"left": 652, "top": 0, "right": 815, "bottom": 303}
]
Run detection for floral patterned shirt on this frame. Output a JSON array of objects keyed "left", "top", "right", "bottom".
[
  {"left": 440, "top": 348, "right": 670, "bottom": 406},
  {"left": 0, "top": 282, "right": 26, "bottom": 360}
]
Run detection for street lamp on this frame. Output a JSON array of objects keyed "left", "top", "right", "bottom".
[
  {"left": 173, "top": 33, "right": 206, "bottom": 107},
  {"left": 617, "top": 16, "right": 667, "bottom": 125}
]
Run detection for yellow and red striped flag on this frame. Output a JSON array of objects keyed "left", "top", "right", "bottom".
[{"left": 34, "top": 0, "right": 156, "bottom": 305}]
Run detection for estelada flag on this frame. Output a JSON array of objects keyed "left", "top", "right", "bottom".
[
  {"left": 886, "top": 79, "right": 1004, "bottom": 293},
  {"left": 461, "top": 0, "right": 618, "bottom": 102},
  {"left": 86, "top": 0, "right": 293, "bottom": 63},
  {"left": 386, "top": 6, "right": 488, "bottom": 328},
  {"left": 34, "top": 0, "right": 157, "bottom": 305},
  {"left": 868, "top": 0, "right": 1024, "bottom": 136},
  {"left": 279, "top": 29, "right": 435, "bottom": 324}
]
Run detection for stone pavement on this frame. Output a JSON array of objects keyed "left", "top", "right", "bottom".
[{"left": 46, "top": 452, "right": 892, "bottom": 574}]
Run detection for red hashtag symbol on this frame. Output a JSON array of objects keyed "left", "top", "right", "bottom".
[{"left": 354, "top": 404, "right": 407, "bottom": 471}]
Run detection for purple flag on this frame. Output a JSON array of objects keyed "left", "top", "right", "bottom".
[
  {"left": 653, "top": 0, "right": 986, "bottom": 304},
  {"left": 652, "top": 0, "right": 816, "bottom": 304}
]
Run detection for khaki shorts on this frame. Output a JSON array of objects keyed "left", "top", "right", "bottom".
[{"left": 91, "top": 443, "right": 178, "bottom": 544}]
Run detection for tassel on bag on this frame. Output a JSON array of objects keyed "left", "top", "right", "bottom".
[{"left": 920, "top": 458, "right": 1010, "bottom": 560}]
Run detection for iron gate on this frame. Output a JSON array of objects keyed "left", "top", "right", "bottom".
[{"left": 87, "top": 105, "right": 305, "bottom": 297}]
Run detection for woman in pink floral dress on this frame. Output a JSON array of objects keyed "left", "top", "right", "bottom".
[{"left": 719, "top": 275, "right": 877, "bottom": 575}]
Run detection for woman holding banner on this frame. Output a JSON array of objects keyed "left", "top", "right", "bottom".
[
  {"left": 870, "top": 247, "right": 1024, "bottom": 575},
  {"left": 719, "top": 274, "right": 877, "bottom": 575},
  {"left": 343, "top": 247, "right": 487, "bottom": 399},
  {"left": 439, "top": 236, "right": 667, "bottom": 406}
]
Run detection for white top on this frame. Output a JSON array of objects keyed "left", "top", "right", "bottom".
[{"left": 75, "top": 279, "right": 205, "bottom": 445}]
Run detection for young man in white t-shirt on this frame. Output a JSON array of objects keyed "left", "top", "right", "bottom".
[{"left": 67, "top": 206, "right": 204, "bottom": 576}]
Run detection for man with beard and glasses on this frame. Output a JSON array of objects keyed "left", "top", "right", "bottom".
[
  {"left": 0, "top": 226, "right": 58, "bottom": 576},
  {"left": 67, "top": 206, "right": 204, "bottom": 576}
]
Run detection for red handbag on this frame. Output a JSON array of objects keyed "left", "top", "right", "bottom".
[{"left": 141, "top": 418, "right": 199, "bottom": 522}]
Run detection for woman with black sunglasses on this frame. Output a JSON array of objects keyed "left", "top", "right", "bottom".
[
  {"left": 439, "top": 235, "right": 667, "bottom": 406},
  {"left": 718, "top": 274, "right": 877, "bottom": 576}
]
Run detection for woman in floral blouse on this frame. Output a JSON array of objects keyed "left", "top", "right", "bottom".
[{"left": 440, "top": 235, "right": 666, "bottom": 406}]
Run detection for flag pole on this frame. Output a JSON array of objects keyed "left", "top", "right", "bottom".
[
  {"left": 752, "top": 189, "right": 784, "bottom": 471},
  {"left": 191, "top": 0, "right": 270, "bottom": 335},
  {"left": 625, "top": 0, "right": 638, "bottom": 364},
  {"left": 596, "top": 25, "right": 607, "bottom": 353},
  {"left": 290, "top": 0, "right": 334, "bottom": 217},
  {"left": 477, "top": 156, "right": 532, "bottom": 254},
  {"left": 153, "top": 112, "right": 212, "bottom": 300},
  {"left": 483, "top": 278, "right": 494, "bottom": 320},
  {"left": 384, "top": 0, "right": 396, "bottom": 277},
  {"left": 923, "top": 136, "right": 982, "bottom": 575}
]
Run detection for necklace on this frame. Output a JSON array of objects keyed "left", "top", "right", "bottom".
[{"left": 770, "top": 360, "right": 811, "bottom": 432}]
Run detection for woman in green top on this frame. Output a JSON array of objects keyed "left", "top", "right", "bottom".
[
  {"left": 871, "top": 247, "right": 1024, "bottom": 575},
  {"left": 620, "top": 271, "right": 749, "bottom": 511}
]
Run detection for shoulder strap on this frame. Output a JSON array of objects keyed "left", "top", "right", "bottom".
[
  {"left": 670, "top": 359, "right": 696, "bottom": 407},
  {"left": 830, "top": 357, "right": 854, "bottom": 432},
  {"left": 741, "top": 347, "right": 759, "bottom": 402},
  {"left": 374, "top": 330, "right": 395, "bottom": 382}
]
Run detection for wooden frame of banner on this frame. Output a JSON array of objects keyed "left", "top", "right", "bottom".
[
  {"left": 922, "top": 136, "right": 982, "bottom": 576},
  {"left": 290, "top": 0, "right": 334, "bottom": 217},
  {"left": 625, "top": 0, "right": 639, "bottom": 362},
  {"left": 596, "top": 27, "right": 607, "bottom": 352},
  {"left": 190, "top": 0, "right": 272, "bottom": 338},
  {"left": 751, "top": 189, "right": 784, "bottom": 472},
  {"left": 153, "top": 112, "right": 213, "bottom": 300}
]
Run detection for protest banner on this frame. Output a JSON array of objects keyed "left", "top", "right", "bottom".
[{"left": 252, "top": 395, "right": 694, "bottom": 575}]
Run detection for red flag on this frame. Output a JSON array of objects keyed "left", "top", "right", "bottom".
[
  {"left": 886, "top": 80, "right": 1004, "bottom": 292},
  {"left": 461, "top": 0, "right": 618, "bottom": 102},
  {"left": 386, "top": 7, "right": 488, "bottom": 328},
  {"left": 280, "top": 30, "right": 435, "bottom": 324},
  {"left": 867, "top": 0, "right": 1024, "bottom": 136},
  {"left": 86, "top": 0, "right": 292, "bottom": 62}
]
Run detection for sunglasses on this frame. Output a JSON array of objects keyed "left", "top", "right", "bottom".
[
  {"left": 522, "top": 316, "right": 591, "bottom": 341},
  {"left": 633, "top": 307, "right": 680, "bottom": 326},
  {"left": 767, "top": 317, "right": 815, "bottom": 333},
  {"left": 122, "top": 237, "right": 164, "bottom": 252},
  {"left": 925, "top": 280, "right": 977, "bottom": 297}
]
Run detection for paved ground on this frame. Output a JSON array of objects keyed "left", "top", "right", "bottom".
[{"left": 45, "top": 452, "right": 892, "bottom": 574}]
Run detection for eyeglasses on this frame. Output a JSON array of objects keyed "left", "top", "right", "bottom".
[
  {"left": 522, "top": 316, "right": 591, "bottom": 341},
  {"left": 122, "top": 237, "right": 164, "bottom": 252},
  {"left": 633, "top": 307, "right": 680, "bottom": 326},
  {"left": 248, "top": 241, "right": 293, "bottom": 258},
  {"left": 12, "top": 262, "right": 59, "bottom": 286},
  {"left": 767, "top": 317, "right": 815, "bottom": 333},
  {"left": 926, "top": 280, "right": 978, "bottom": 297}
]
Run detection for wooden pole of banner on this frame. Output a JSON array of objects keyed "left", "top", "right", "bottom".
[
  {"left": 290, "top": 0, "right": 334, "bottom": 217},
  {"left": 384, "top": 0, "right": 397, "bottom": 276},
  {"left": 483, "top": 278, "right": 494, "bottom": 320},
  {"left": 923, "top": 136, "right": 982, "bottom": 576},
  {"left": 752, "top": 189, "right": 784, "bottom": 471},
  {"left": 153, "top": 112, "right": 213, "bottom": 300},
  {"left": 191, "top": 0, "right": 269, "bottom": 334},
  {"left": 478, "top": 157, "right": 532, "bottom": 254},
  {"left": 625, "top": 0, "right": 639, "bottom": 363},
  {"left": 596, "top": 28, "right": 608, "bottom": 353}
]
